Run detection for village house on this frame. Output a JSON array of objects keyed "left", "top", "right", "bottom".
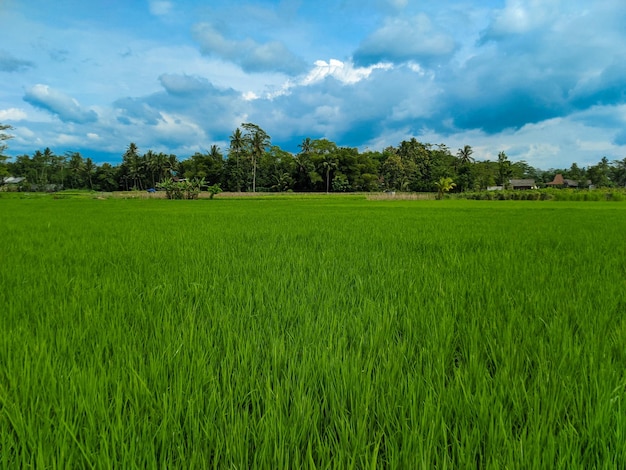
[
  {"left": 509, "top": 179, "right": 537, "bottom": 190},
  {"left": 1, "top": 176, "right": 26, "bottom": 191},
  {"left": 546, "top": 173, "right": 592, "bottom": 189}
]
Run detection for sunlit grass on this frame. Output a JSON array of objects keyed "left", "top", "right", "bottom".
[{"left": 1, "top": 198, "right": 625, "bottom": 467}]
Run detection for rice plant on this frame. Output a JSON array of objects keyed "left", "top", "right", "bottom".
[{"left": 1, "top": 198, "right": 625, "bottom": 468}]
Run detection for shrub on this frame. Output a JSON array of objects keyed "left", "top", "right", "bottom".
[{"left": 157, "top": 178, "right": 204, "bottom": 199}]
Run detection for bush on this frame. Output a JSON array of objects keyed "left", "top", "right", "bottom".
[{"left": 157, "top": 178, "right": 204, "bottom": 199}]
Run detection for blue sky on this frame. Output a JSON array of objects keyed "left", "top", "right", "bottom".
[{"left": 1, "top": 0, "right": 626, "bottom": 168}]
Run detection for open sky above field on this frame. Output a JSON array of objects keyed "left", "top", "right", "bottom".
[{"left": 1, "top": 0, "right": 626, "bottom": 168}]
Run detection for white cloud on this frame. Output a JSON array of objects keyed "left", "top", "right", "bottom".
[
  {"left": 0, "top": 108, "right": 27, "bottom": 121},
  {"left": 23, "top": 84, "right": 98, "bottom": 123},
  {"left": 243, "top": 91, "right": 259, "bottom": 101},
  {"left": 302, "top": 59, "right": 393, "bottom": 86},
  {"left": 57, "top": 134, "right": 82, "bottom": 145}
]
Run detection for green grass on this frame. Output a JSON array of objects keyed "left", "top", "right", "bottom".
[{"left": 1, "top": 198, "right": 626, "bottom": 468}]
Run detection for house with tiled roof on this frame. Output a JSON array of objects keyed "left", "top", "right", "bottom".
[{"left": 546, "top": 173, "right": 591, "bottom": 188}]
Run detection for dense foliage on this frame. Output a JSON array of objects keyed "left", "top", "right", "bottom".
[
  {"left": 2, "top": 122, "right": 626, "bottom": 193},
  {"left": 1, "top": 198, "right": 625, "bottom": 467}
]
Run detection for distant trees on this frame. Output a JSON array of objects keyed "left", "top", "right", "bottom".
[
  {"left": 3, "top": 121, "right": 626, "bottom": 194},
  {"left": 1, "top": 124, "right": 14, "bottom": 180}
]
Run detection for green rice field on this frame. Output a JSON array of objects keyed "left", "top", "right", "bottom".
[{"left": 1, "top": 196, "right": 626, "bottom": 468}]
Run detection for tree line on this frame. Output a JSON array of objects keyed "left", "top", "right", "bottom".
[{"left": 2, "top": 122, "right": 626, "bottom": 193}]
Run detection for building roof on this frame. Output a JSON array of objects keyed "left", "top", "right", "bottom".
[
  {"left": 546, "top": 173, "right": 565, "bottom": 185},
  {"left": 2, "top": 176, "right": 25, "bottom": 184},
  {"left": 546, "top": 173, "right": 587, "bottom": 187},
  {"left": 510, "top": 179, "right": 536, "bottom": 187}
]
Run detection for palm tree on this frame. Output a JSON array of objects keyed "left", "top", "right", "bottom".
[
  {"left": 321, "top": 155, "right": 337, "bottom": 194},
  {"left": 435, "top": 177, "right": 456, "bottom": 199},
  {"left": 209, "top": 144, "right": 222, "bottom": 161},
  {"left": 154, "top": 152, "right": 168, "bottom": 183},
  {"left": 165, "top": 154, "right": 179, "bottom": 178},
  {"left": 242, "top": 123, "right": 270, "bottom": 193},
  {"left": 229, "top": 128, "right": 245, "bottom": 191},
  {"left": 123, "top": 143, "right": 143, "bottom": 189},
  {"left": 298, "top": 137, "right": 313, "bottom": 155},
  {"left": 144, "top": 150, "right": 158, "bottom": 188},
  {"left": 457, "top": 145, "right": 474, "bottom": 165},
  {"left": 250, "top": 131, "right": 266, "bottom": 192},
  {"left": 66, "top": 151, "right": 84, "bottom": 189},
  {"left": 83, "top": 158, "right": 95, "bottom": 190},
  {"left": 229, "top": 128, "right": 244, "bottom": 167}
]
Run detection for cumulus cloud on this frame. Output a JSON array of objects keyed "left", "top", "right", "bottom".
[
  {"left": 354, "top": 14, "right": 456, "bottom": 66},
  {"left": 0, "top": 50, "right": 34, "bottom": 72},
  {"left": 425, "top": 1, "right": 626, "bottom": 135},
  {"left": 0, "top": 108, "right": 28, "bottom": 121},
  {"left": 192, "top": 22, "right": 307, "bottom": 75},
  {"left": 244, "top": 63, "right": 441, "bottom": 149},
  {"left": 481, "top": 0, "right": 562, "bottom": 40},
  {"left": 113, "top": 74, "right": 246, "bottom": 147},
  {"left": 23, "top": 85, "right": 98, "bottom": 123}
]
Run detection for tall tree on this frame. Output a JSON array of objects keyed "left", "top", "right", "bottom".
[
  {"left": 610, "top": 157, "right": 626, "bottom": 187},
  {"left": 396, "top": 138, "right": 432, "bottom": 191},
  {"left": 587, "top": 156, "right": 613, "bottom": 188},
  {"left": 457, "top": 145, "right": 474, "bottom": 165},
  {"left": 66, "top": 151, "right": 84, "bottom": 189},
  {"left": 165, "top": 154, "right": 179, "bottom": 178},
  {"left": 310, "top": 138, "right": 338, "bottom": 192},
  {"left": 496, "top": 151, "right": 512, "bottom": 186},
  {"left": 95, "top": 163, "right": 118, "bottom": 191},
  {"left": 456, "top": 145, "right": 475, "bottom": 191},
  {"left": 228, "top": 128, "right": 246, "bottom": 191},
  {"left": 83, "top": 158, "right": 95, "bottom": 190},
  {"left": 0, "top": 124, "right": 13, "bottom": 180},
  {"left": 122, "top": 143, "right": 143, "bottom": 190},
  {"left": 298, "top": 137, "right": 313, "bottom": 155},
  {"left": 321, "top": 155, "right": 337, "bottom": 194},
  {"left": 242, "top": 123, "right": 270, "bottom": 192},
  {"left": 381, "top": 152, "right": 406, "bottom": 191},
  {"left": 144, "top": 150, "right": 159, "bottom": 188},
  {"left": 293, "top": 138, "right": 316, "bottom": 190}
]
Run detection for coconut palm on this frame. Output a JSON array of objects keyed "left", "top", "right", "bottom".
[
  {"left": 123, "top": 143, "right": 143, "bottom": 190},
  {"left": 435, "top": 176, "right": 456, "bottom": 199},
  {"left": 457, "top": 145, "right": 474, "bottom": 165},
  {"left": 242, "top": 123, "right": 270, "bottom": 193},
  {"left": 228, "top": 128, "right": 245, "bottom": 191},
  {"left": 321, "top": 155, "right": 338, "bottom": 194},
  {"left": 83, "top": 158, "right": 95, "bottom": 190},
  {"left": 298, "top": 137, "right": 313, "bottom": 155},
  {"left": 229, "top": 128, "right": 244, "bottom": 167}
]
